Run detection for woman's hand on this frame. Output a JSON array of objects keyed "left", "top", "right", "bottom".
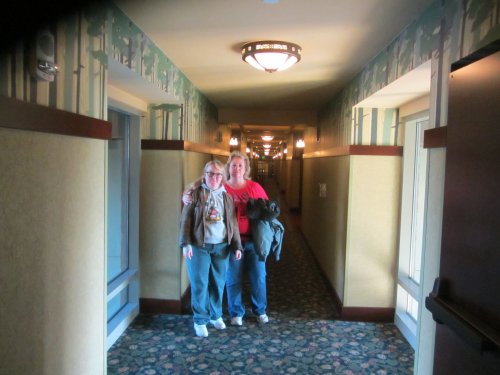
[
  {"left": 234, "top": 249, "right": 242, "bottom": 260},
  {"left": 182, "top": 191, "right": 193, "bottom": 205},
  {"left": 182, "top": 245, "right": 193, "bottom": 259}
]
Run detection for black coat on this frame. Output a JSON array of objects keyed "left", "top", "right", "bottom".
[{"left": 247, "top": 198, "right": 284, "bottom": 261}]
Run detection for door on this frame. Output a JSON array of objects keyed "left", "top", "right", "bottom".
[{"left": 426, "top": 48, "right": 500, "bottom": 373}]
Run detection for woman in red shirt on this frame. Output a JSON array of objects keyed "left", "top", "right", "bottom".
[{"left": 223, "top": 151, "right": 269, "bottom": 326}]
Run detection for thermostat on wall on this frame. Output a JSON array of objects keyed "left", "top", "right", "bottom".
[{"left": 30, "top": 29, "right": 58, "bottom": 82}]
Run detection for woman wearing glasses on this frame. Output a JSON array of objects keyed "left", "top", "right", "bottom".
[
  {"left": 179, "top": 160, "right": 243, "bottom": 337},
  {"left": 183, "top": 151, "right": 270, "bottom": 327}
]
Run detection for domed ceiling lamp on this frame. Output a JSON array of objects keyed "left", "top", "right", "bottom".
[
  {"left": 241, "top": 41, "right": 301, "bottom": 73},
  {"left": 261, "top": 135, "right": 274, "bottom": 141}
]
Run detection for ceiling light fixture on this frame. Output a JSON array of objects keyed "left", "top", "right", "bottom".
[
  {"left": 261, "top": 135, "right": 274, "bottom": 141},
  {"left": 296, "top": 139, "right": 305, "bottom": 148},
  {"left": 241, "top": 40, "right": 301, "bottom": 73}
]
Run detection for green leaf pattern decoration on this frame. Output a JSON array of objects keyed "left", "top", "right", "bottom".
[
  {"left": 0, "top": 0, "right": 498, "bottom": 148},
  {"left": 311, "top": 0, "right": 500, "bottom": 151}
]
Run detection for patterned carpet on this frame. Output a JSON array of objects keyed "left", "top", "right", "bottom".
[{"left": 108, "top": 178, "right": 414, "bottom": 374}]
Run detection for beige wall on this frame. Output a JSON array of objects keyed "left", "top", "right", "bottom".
[
  {"left": 139, "top": 150, "right": 212, "bottom": 301},
  {"left": 181, "top": 152, "right": 213, "bottom": 294},
  {"left": 302, "top": 156, "right": 350, "bottom": 301},
  {"left": 0, "top": 128, "right": 106, "bottom": 375},
  {"left": 285, "top": 159, "right": 302, "bottom": 209},
  {"left": 140, "top": 150, "right": 183, "bottom": 300},
  {"left": 345, "top": 155, "right": 401, "bottom": 307},
  {"left": 302, "top": 154, "right": 401, "bottom": 308}
]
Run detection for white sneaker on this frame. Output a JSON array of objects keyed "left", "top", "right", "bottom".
[
  {"left": 209, "top": 317, "right": 226, "bottom": 330},
  {"left": 257, "top": 314, "right": 269, "bottom": 324},
  {"left": 230, "top": 316, "right": 243, "bottom": 326},
  {"left": 194, "top": 323, "right": 208, "bottom": 337}
]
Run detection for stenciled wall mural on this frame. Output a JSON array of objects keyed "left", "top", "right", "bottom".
[
  {"left": 352, "top": 108, "right": 400, "bottom": 146},
  {"left": 0, "top": 6, "right": 107, "bottom": 119},
  {"left": 107, "top": 2, "right": 219, "bottom": 144},
  {"left": 0, "top": 1, "right": 221, "bottom": 146},
  {"left": 311, "top": 0, "right": 500, "bottom": 151}
]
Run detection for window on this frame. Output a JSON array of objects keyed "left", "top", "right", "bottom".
[
  {"left": 106, "top": 109, "right": 140, "bottom": 349},
  {"left": 395, "top": 115, "right": 430, "bottom": 349}
]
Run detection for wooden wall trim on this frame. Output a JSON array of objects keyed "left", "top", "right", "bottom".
[
  {"left": 300, "top": 229, "right": 342, "bottom": 318},
  {"left": 341, "top": 307, "right": 395, "bottom": 323},
  {"left": 349, "top": 145, "right": 403, "bottom": 156},
  {"left": 424, "top": 126, "right": 447, "bottom": 148},
  {"left": 181, "top": 286, "right": 191, "bottom": 314},
  {"left": 303, "top": 146, "right": 350, "bottom": 159},
  {"left": 141, "top": 139, "right": 184, "bottom": 150},
  {"left": 303, "top": 145, "right": 402, "bottom": 159},
  {"left": 300, "top": 227, "right": 396, "bottom": 322},
  {"left": 0, "top": 95, "right": 111, "bottom": 139},
  {"left": 140, "top": 298, "right": 182, "bottom": 315},
  {"left": 141, "top": 139, "right": 229, "bottom": 156}
]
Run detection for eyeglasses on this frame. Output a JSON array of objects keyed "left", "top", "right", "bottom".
[{"left": 205, "top": 171, "right": 223, "bottom": 178}]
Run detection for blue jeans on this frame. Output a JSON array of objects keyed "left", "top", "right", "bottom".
[
  {"left": 185, "top": 243, "right": 229, "bottom": 325},
  {"left": 226, "top": 240, "right": 267, "bottom": 317}
]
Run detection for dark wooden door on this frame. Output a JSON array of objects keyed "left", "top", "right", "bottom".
[{"left": 427, "top": 47, "right": 500, "bottom": 374}]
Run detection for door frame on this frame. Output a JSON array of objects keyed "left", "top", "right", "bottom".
[{"left": 106, "top": 105, "right": 142, "bottom": 350}]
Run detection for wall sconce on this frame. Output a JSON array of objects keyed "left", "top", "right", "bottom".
[
  {"left": 229, "top": 137, "right": 239, "bottom": 146},
  {"left": 296, "top": 139, "right": 305, "bottom": 148},
  {"left": 283, "top": 148, "right": 288, "bottom": 154},
  {"left": 246, "top": 147, "right": 250, "bottom": 153}
]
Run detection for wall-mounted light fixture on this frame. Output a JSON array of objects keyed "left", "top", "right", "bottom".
[
  {"left": 229, "top": 137, "right": 239, "bottom": 146},
  {"left": 296, "top": 139, "right": 305, "bottom": 148},
  {"left": 242, "top": 40, "right": 301, "bottom": 73}
]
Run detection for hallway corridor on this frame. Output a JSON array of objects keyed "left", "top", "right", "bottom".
[{"left": 107, "top": 178, "right": 414, "bottom": 374}]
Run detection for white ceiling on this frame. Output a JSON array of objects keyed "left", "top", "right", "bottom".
[
  {"left": 355, "top": 60, "right": 431, "bottom": 108},
  {"left": 110, "top": 0, "right": 435, "bottom": 144},
  {"left": 115, "top": 0, "right": 433, "bottom": 114}
]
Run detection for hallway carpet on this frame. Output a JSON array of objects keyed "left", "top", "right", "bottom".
[{"left": 108, "top": 178, "right": 414, "bottom": 374}]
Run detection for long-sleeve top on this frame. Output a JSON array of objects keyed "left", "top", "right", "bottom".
[
  {"left": 179, "top": 185, "right": 242, "bottom": 251},
  {"left": 224, "top": 180, "right": 268, "bottom": 237}
]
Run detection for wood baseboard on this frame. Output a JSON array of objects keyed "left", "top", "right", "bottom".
[
  {"left": 299, "top": 228, "right": 395, "bottom": 323},
  {"left": 341, "top": 307, "right": 395, "bottom": 323},
  {"left": 139, "top": 298, "right": 182, "bottom": 314},
  {"left": 140, "top": 287, "right": 192, "bottom": 315},
  {"left": 181, "top": 286, "right": 191, "bottom": 314}
]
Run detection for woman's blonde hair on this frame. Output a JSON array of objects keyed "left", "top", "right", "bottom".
[
  {"left": 202, "top": 159, "right": 226, "bottom": 184},
  {"left": 225, "top": 151, "right": 251, "bottom": 180}
]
